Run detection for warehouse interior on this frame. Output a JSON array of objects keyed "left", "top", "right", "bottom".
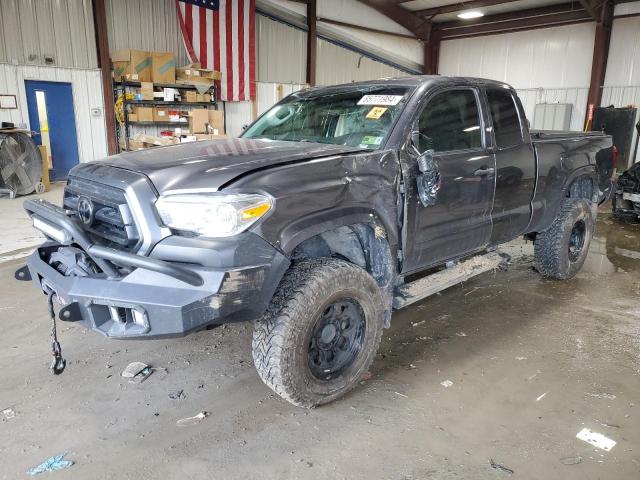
[{"left": 0, "top": 0, "right": 639, "bottom": 478}]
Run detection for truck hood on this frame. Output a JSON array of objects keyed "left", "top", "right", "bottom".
[{"left": 98, "top": 139, "right": 363, "bottom": 193}]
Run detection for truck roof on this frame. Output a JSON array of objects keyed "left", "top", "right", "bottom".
[{"left": 296, "top": 75, "right": 513, "bottom": 97}]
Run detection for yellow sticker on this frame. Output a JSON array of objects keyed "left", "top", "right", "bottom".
[{"left": 366, "top": 107, "right": 388, "bottom": 120}]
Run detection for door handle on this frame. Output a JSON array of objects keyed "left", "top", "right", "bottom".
[{"left": 473, "top": 167, "right": 495, "bottom": 177}]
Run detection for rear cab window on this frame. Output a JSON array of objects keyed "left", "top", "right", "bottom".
[{"left": 486, "top": 88, "right": 524, "bottom": 148}]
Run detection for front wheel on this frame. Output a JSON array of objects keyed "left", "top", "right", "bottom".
[
  {"left": 534, "top": 198, "right": 595, "bottom": 279},
  {"left": 252, "top": 258, "right": 384, "bottom": 408}
]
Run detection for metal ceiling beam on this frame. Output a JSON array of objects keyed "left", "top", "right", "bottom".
[
  {"left": 356, "top": 0, "right": 432, "bottom": 40},
  {"left": 414, "top": 0, "right": 520, "bottom": 18},
  {"left": 578, "top": 0, "right": 602, "bottom": 20},
  {"left": 436, "top": 3, "right": 593, "bottom": 39}
]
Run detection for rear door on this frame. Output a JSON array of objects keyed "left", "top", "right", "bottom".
[
  {"left": 484, "top": 88, "right": 536, "bottom": 244},
  {"left": 401, "top": 87, "right": 496, "bottom": 273}
]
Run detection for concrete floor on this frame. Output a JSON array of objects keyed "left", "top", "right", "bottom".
[
  {"left": 0, "top": 207, "right": 638, "bottom": 479},
  {"left": 0, "top": 183, "right": 64, "bottom": 261}
]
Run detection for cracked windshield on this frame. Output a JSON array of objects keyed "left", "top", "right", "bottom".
[{"left": 242, "top": 87, "right": 412, "bottom": 149}]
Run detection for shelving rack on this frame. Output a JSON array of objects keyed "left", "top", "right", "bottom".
[{"left": 113, "top": 81, "right": 219, "bottom": 151}]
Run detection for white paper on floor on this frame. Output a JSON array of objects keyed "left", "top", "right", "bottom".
[{"left": 576, "top": 428, "right": 616, "bottom": 451}]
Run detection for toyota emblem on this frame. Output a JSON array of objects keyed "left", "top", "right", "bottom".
[{"left": 77, "top": 197, "right": 95, "bottom": 226}]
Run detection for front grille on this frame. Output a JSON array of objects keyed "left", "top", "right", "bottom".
[{"left": 64, "top": 176, "right": 140, "bottom": 250}]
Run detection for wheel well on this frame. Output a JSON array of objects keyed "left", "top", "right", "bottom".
[
  {"left": 566, "top": 175, "right": 594, "bottom": 201},
  {"left": 526, "top": 174, "right": 595, "bottom": 242},
  {"left": 290, "top": 223, "right": 396, "bottom": 326}
]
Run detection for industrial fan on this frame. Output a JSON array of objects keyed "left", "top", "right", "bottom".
[{"left": 0, "top": 131, "right": 44, "bottom": 197}]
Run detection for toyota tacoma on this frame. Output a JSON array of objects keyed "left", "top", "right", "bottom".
[{"left": 18, "top": 76, "right": 613, "bottom": 407}]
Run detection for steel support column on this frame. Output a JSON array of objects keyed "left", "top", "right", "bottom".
[
  {"left": 586, "top": 0, "right": 614, "bottom": 124},
  {"left": 306, "top": 0, "right": 317, "bottom": 86},
  {"left": 92, "top": 0, "right": 117, "bottom": 155}
]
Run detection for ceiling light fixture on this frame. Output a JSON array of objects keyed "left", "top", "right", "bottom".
[{"left": 457, "top": 10, "right": 484, "bottom": 19}]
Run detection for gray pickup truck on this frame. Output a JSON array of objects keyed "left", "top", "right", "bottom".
[{"left": 18, "top": 76, "right": 613, "bottom": 407}]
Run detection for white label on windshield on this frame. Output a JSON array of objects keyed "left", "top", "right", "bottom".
[{"left": 357, "top": 95, "right": 404, "bottom": 106}]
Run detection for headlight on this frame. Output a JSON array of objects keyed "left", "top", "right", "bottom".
[{"left": 155, "top": 192, "right": 272, "bottom": 237}]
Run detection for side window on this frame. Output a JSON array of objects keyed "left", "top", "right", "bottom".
[
  {"left": 416, "top": 89, "right": 482, "bottom": 153},
  {"left": 486, "top": 89, "right": 523, "bottom": 148}
]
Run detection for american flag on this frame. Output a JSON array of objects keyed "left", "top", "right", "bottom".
[{"left": 175, "top": 0, "right": 255, "bottom": 101}]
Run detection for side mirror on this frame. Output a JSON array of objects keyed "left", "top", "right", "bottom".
[{"left": 415, "top": 148, "right": 440, "bottom": 207}]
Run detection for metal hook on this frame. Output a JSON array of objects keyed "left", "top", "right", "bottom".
[{"left": 47, "top": 291, "right": 66, "bottom": 375}]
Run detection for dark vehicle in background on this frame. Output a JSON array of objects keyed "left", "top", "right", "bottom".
[
  {"left": 18, "top": 76, "right": 613, "bottom": 407},
  {"left": 613, "top": 161, "right": 640, "bottom": 222}
]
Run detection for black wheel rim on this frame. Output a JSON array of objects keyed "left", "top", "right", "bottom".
[
  {"left": 568, "top": 219, "right": 586, "bottom": 262},
  {"left": 308, "top": 299, "right": 366, "bottom": 380}
]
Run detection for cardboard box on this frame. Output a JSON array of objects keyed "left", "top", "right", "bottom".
[
  {"left": 185, "top": 91, "right": 198, "bottom": 103},
  {"left": 140, "top": 82, "right": 154, "bottom": 101},
  {"left": 189, "top": 109, "right": 210, "bottom": 133},
  {"left": 152, "top": 51, "right": 176, "bottom": 84},
  {"left": 176, "top": 63, "right": 220, "bottom": 85},
  {"left": 112, "top": 49, "right": 151, "bottom": 82},
  {"left": 208, "top": 110, "right": 225, "bottom": 133},
  {"left": 136, "top": 107, "right": 154, "bottom": 122},
  {"left": 128, "top": 111, "right": 139, "bottom": 122},
  {"left": 153, "top": 107, "right": 169, "bottom": 122},
  {"left": 196, "top": 93, "right": 211, "bottom": 102}
]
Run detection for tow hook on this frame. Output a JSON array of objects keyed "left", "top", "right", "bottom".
[{"left": 47, "top": 291, "right": 66, "bottom": 375}]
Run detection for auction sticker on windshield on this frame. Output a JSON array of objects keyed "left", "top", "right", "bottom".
[
  {"left": 358, "top": 95, "right": 404, "bottom": 106},
  {"left": 366, "top": 107, "right": 388, "bottom": 119},
  {"left": 361, "top": 135, "right": 383, "bottom": 146}
]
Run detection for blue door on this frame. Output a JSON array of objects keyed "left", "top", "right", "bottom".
[{"left": 25, "top": 80, "right": 80, "bottom": 180}]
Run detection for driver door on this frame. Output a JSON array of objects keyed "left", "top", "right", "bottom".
[{"left": 400, "top": 87, "right": 496, "bottom": 274}]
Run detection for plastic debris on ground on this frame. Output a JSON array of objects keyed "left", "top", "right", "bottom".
[
  {"left": 576, "top": 428, "right": 617, "bottom": 451},
  {"left": 489, "top": 459, "right": 514, "bottom": 475},
  {"left": 440, "top": 380, "right": 453, "bottom": 388},
  {"left": 2, "top": 407, "right": 15, "bottom": 419},
  {"left": 176, "top": 411, "right": 209, "bottom": 427},
  {"left": 121, "top": 362, "right": 153, "bottom": 384},
  {"left": 27, "top": 453, "right": 74, "bottom": 476},
  {"left": 168, "top": 389, "right": 186, "bottom": 400},
  {"left": 560, "top": 456, "right": 582, "bottom": 465}
]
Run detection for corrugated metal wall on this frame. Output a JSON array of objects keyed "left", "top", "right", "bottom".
[
  {"left": 105, "top": 0, "right": 189, "bottom": 65},
  {"left": 439, "top": 23, "right": 596, "bottom": 89},
  {"left": 0, "top": 0, "right": 97, "bottom": 68},
  {"left": 257, "top": 16, "right": 306, "bottom": 84},
  {"left": 316, "top": 38, "right": 406, "bottom": 86},
  {"left": 439, "top": 23, "right": 596, "bottom": 132},
  {"left": 516, "top": 87, "right": 590, "bottom": 132},
  {"left": 0, "top": 64, "right": 108, "bottom": 164}
]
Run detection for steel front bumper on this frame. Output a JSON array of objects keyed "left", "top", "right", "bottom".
[{"left": 21, "top": 199, "right": 289, "bottom": 338}]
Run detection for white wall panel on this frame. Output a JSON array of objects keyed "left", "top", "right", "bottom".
[
  {"left": 316, "top": 38, "right": 406, "bottom": 86},
  {"left": 257, "top": 15, "right": 306, "bottom": 83},
  {"left": 0, "top": 0, "right": 97, "bottom": 68},
  {"left": 0, "top": 64, "right": 108, "bottom": 164},
  {"left": 106, "top": 0, "right": 189, "bottom": 65},
  {"left": 605, "top": 17, "right": 640, "bottom": 87},
  {"left": 439, "top": 23, "right": 596, "bottom": 89}
]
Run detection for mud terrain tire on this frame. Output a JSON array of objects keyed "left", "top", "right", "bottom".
[
  {"left": 252, "top": 258, "right": 384, "bottom": 408},
  {"left": 534, "top": 198, "right": 595, "bottom": 279}
]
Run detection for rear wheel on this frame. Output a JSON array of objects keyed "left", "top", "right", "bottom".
[
  {"left": 252, "top": 258, "right": 384, "bottom": 408},
  {"left": 534, "top": 198, "right": 595, "bottom": 279}
]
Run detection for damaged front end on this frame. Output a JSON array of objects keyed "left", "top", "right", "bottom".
[
  {"left": 613, "top": 162, "right": 640, "bottom": 221},
  {"left": 18, "top": 196, "right": 289, "bottom": 339}
]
